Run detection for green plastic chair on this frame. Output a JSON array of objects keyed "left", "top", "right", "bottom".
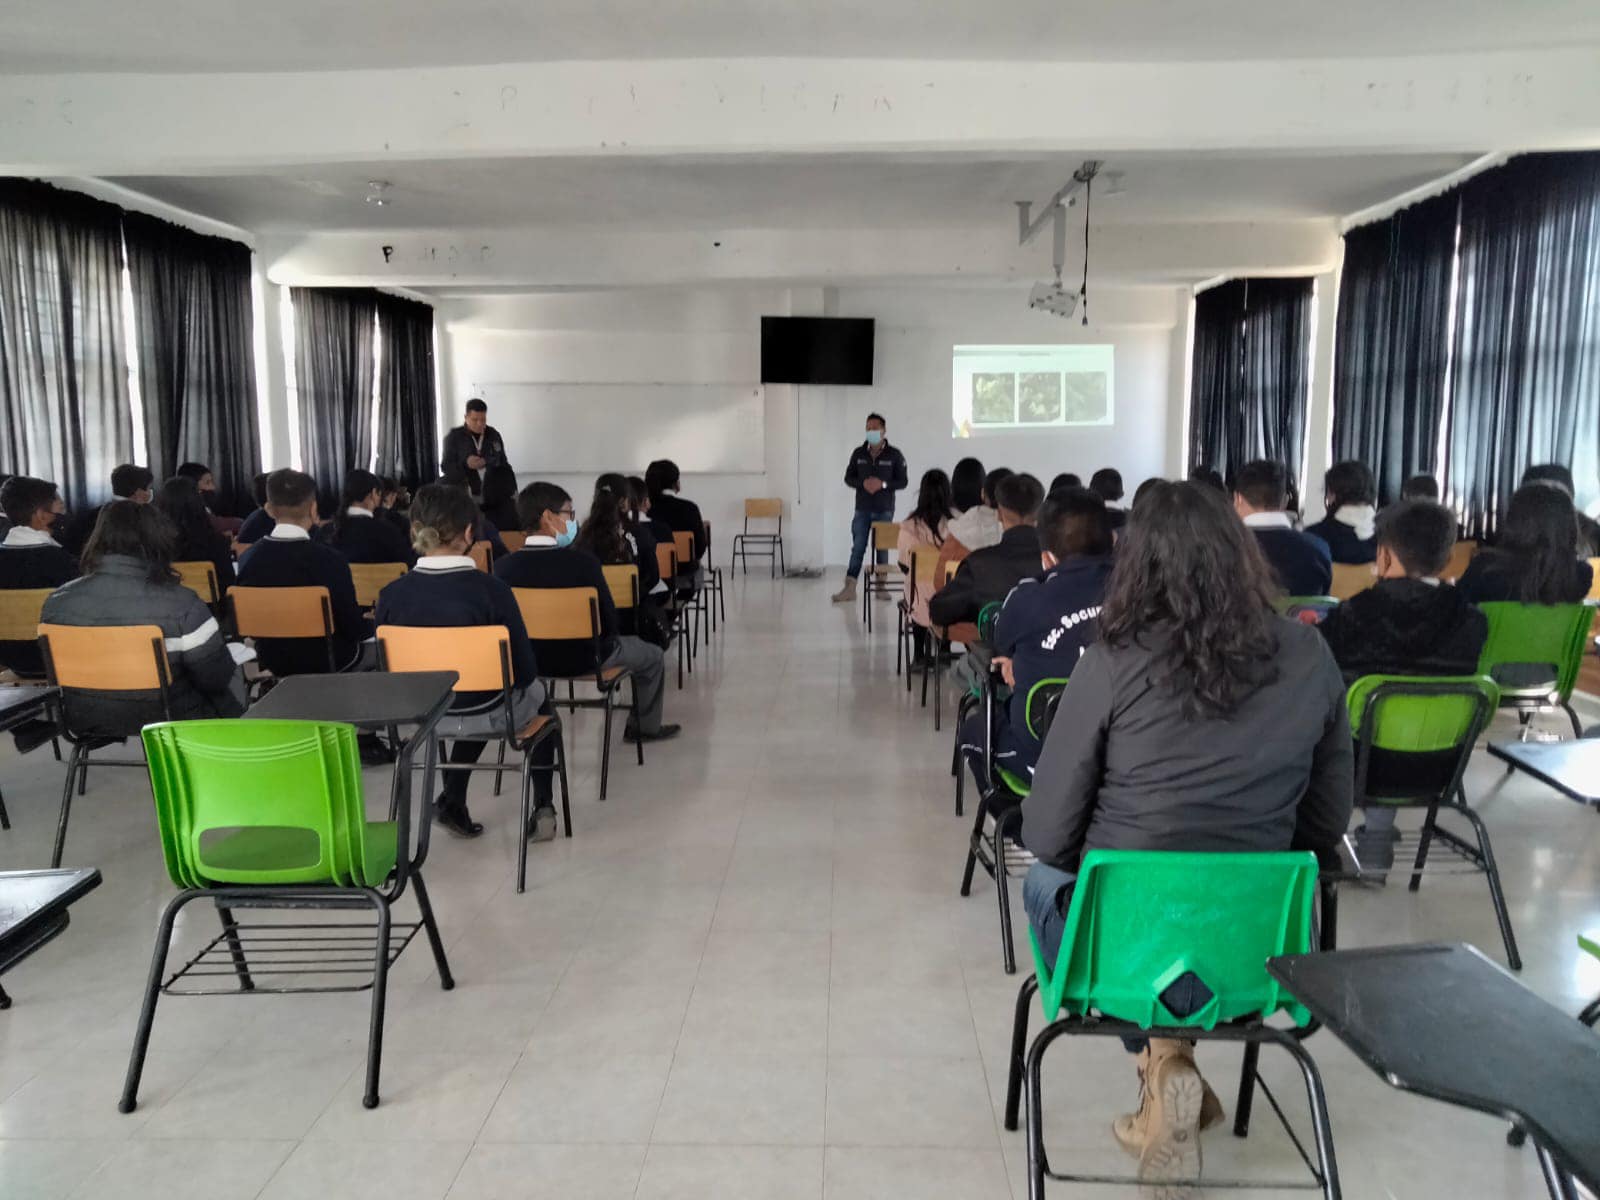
[
  {"left": 1005, "top": 850, "right": 1338, "bottom": 1198},
  {"left": 121, "top": 719, "right": 453, "bottom": 1116},
  {"left": 1273, "top": 594, "right": 1339, "bottom": 614},
  {"left": 1346, "top": 674, "right": 1519, "bottom": 970},
  {"left": 1475, "top": 601, "right": 1593, "bottom": 737}
]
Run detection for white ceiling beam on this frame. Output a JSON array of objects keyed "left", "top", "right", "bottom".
[{"left": 2, "top": 49, "right": 1597, "bottom": 175}]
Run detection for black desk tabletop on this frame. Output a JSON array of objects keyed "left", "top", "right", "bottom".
[
  {"left": 1488, "top": 739, "right": 1600, "bottom": 806},
  {"left": 1268, "top": 943, "right": 1600, "bottom": 1190},
  {"left": 0, "top": 868, "right": 102, "bottom": 946},
  {"left": 0, "top": 685, "right": 55, "bottom": 725},
  {"left": 244, "top": 671, "right": 458, "bottom": 729}
]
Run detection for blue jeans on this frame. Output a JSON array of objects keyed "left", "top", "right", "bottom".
[{"left": 845, "top": 509, "right": 890, "bottom": 579}]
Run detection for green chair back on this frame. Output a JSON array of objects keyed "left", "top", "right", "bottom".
[
  {"left": 142, "top": 720, "right": 396, "bottom": 888},
  {"left": 1029, "top": 849, "right": 1318, "bottom": 1030},
  {"left": 1022, "top": 678, "right": 1069, "bottom": 742},
  {"left": 977, "top": 600, "right": 1003, "bottom": 642},
  {"left": 1274, "top": 595, "right": 1339, "bottom": 615},
  {"left": 1475, "top": 601, "right": 1593, "bottom": 701},
  {"left": 1346, "top": 674, "right": 1499, "bottom": 754}
]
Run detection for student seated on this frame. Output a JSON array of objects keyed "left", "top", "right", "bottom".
[
  {"left": 177, "top": 461, "right": 241, "bottom": 538},
  {"left": 1303, "top": 460, "right": 1378, "bottom": 563},
  {"left": 1088, "top": 467, "right": 1127, "bottom": 530},
  {"left": 896, "top": 468, "right": 954, "bottom": 664},
  {"left": 236, "top": 473, "right": 274, "bottom": 546},
  {"left": 644, "top": 459, "right": 706, "bottom": 583},
  {"left": 959, "top": 487, "right": 1112, "bottom": 792},
  {"left": 576, "top": 481, "right": 670, "bottom": 645},
  {"left": 374, "top": 485, "right": 554, "bottom": 840},
  {"left": 928, "top": 472, "right": 1044, "bottom": 630},
  {"left": 330, "top": 468, "right": 416, "bottom": 566},
  {"left": 1317, "top": 500, "right": 1486, "bottom": 872},
  {"left": 944, "top": 467, "right": 1011, "bottom": 558},
  {"left": 60, "top": 463, "right": 153, "bottom": 556},
  {"left": 1188, "top": 465, "right": 1226, "bottom": 492},
  {"left": 41, "top": 501, "right": 246, "bottom": 730},
  {"left": 1401, "top": 473, "right": 1440, "bottom": 502},
  {"left": 620, "top": 475, "right": 669, "bottom": 601},
  {"left": 236, "top": 468, "right": 372, "bottom": 676},
  {"left": 0, "top": 476, "right": 79, "bottom": 679},
  {"left": 1021, "top": 481, "right": 1352, "bottom": 1187},
  {"left": 1047, "top": 472, "right": 1081, "bottom": 493},
  {"left": 479, "top": 463, "right": 521, "bottom": 536},
  {"left": 377, "top": 477, "right": 412, "bottom": 538},
  {"left": 1130, "top": 476, "right": 1165, "bottom": 512},
  {"left": 950, "top": 456, "right": 987, "bottom": 516},
  {"left": 1522, "top": 462, "right": 1600, "bottom": 556},
  {"left": 153, "top": 475, "right": 236, "bottom": 593},
  {"left": 496, "top": 481, "right": 680, "bottom": 745},
  {"left": 1457, "top": 484, "right": 1594, "bottom": 604},
  {"left": 1232, "top": 459, "right": 1331, "bottom": 597}
]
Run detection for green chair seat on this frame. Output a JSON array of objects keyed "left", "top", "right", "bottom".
[
  {"left": 995, "top": 765, "right": 1031, "bottom": 798},
  {"left": 198, "top": 822, "right": 398, "bottom": 887}
]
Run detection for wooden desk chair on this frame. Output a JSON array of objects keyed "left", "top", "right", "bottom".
[
  {"left": 376, "top": 624, "right": 569, "bottom": 892},
  {"left": 602, "top": 564, "right": 640, "bottom": 615},
  {"left": 228, "top": 586, "right": 335, "bottom": 696},
  {"left": 0, "top": 588, "right": 55, "bottom": 685},
  {"left": 732, "top": 498, "right": 785, "bottom": 578},
  {"left": 1586, "top": 559, "right": 1600, "bottom": 602},
  {"left": 172, "top": 561, "right": 220, "bottom": 607},
  {"left": 37, "top": 623, "right": 172, "bottom": 867},
  {"left": 861, "top": 520, "right": 903, "bottom": 632},
  {"left": 513, "top": 586, "right": 642, "bottom": 800},
  {"left": 1441, "top": 539, "right": 1478, "bottom": 583},
  {"left": 655, "top": 542, "right": 691, "bottom": 683},
  {"left": 468, "top": 541, "right": 493, "bottom": 573},
  {"left": 1329, "top": 562, "right": 1376, "bottom": 601},
  {"left": 701, "top": 521, "right": 725, "bottom": 631},
  {"left": 897, "top": 547, "right": 942, "bottom": 686},
  {"left": 349, "top": 562, "right": 408, "bottom": 609},
  {"left": 670, "top": 531, "right": 711, "bottom": 648},
  {"left": 500, "top": 530, "right": 527, "bottom": 554}
]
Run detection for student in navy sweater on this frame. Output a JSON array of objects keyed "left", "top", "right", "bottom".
[
  {"left": 60, "top": 462, "right": 154, "bottom": 556},
  {"left": 1232, "top": 460, "right": 1332, "bottom": 597},
  {"left": 495, "top": 482, "right": 680, "bottom": 744},
  {"left": 1303, "top": 460, "right": 1378, "bottom": 564},
  {"left": 236, "top": 469, "right": 372, "bottom": 676},
  {"left": 330, "top": 469, "right": 416, "bottom": 567},
  {"left": 236, "top": 473, "right": 274, "bottom": 546},
  {"left": 0, "top": 476, "right": 79, "bottom": 680},
  {"left": 376, "top": 485, "right": 555, "bottom": 840},
  {"left": 645, "top": 459, "right": 706, "bottom": 583},
  {"left": 959, "top": 486, "right": 1112, "bottom": 793}
]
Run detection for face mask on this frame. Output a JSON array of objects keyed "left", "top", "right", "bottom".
[
  {"left": 556, "top": 517, "right": 579, "bottom": 548},
  {"left": 865, "top": 430, "right": 883, "bottom": 446}
]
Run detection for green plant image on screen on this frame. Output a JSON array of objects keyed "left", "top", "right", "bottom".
[{"left": 952, "top": 345, "right": 1114, "bottom": 438}]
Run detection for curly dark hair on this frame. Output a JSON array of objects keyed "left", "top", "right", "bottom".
[{"left": 1099, "top": 480, "right": 1282, "bottom": 720}]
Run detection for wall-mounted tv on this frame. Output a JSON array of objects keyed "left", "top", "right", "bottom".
[{"left": 760, "top": 316, "right": 875, "bottom": 386}]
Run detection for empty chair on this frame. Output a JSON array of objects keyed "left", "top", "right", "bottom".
[{"left": 731, "top": 498, "right": 785, "bottom": 577}]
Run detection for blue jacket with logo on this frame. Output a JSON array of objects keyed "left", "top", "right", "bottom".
[{"left": 991, "top": 555, "right": 1112, "bottom": 777}]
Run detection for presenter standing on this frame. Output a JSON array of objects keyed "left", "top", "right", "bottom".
[
  {"left": 833, "top": 412, "right": 908, "bottom": 603},
  {"left": 440, "top": 398, "right": 509, "bottom": 498}
]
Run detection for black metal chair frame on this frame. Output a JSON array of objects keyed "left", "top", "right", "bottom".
[
  {"left": 657, "top": 545, "right": 695, "bottom": 688},
  {"left": 378, "top": 636, "right": 570, "bottom": 894},
  {"left": 1349, "top": 679, "right": 1518, "bottom": 969},
  {"left": 700, "top": 523, "right": 726, "bottom": 631},
  {"left": 39, "top": 631, "right": 173, "bottom": 869},
  {"left": 1004, "top": 878, "right": 1345, "bottom": 1199},
  {"left": 229, "top": 587, "right": 337, "bottom": 702},
  {"left": 119, "top": 695, "right": 456, "bottom": 1114},
  {"left": 670, "top": 533, "right": 712, "bottom": 654},
  {"left": 533, "top": 592, "right": 644, "bottom": 802},
  {"left": 731, "top": 509, "right": 785, "bottom": 578},
  {"left": 860, "top": 524, "right": 903, "bottom": 633},
  {"left": 0, "top": 684, "right": 63, "bottom": 833},
  {"left": 958, "top": 666, "right": 1031, "bottom": 973}
]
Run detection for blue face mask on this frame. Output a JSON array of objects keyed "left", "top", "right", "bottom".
[
  {"left": 865, "top": 429, "right": 883, "bottom": 446},
  {"left": 555, "top": 517, "right": 579, "bottom": 548}
]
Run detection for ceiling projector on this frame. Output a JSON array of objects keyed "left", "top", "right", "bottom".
[{"left": 1029, "top": 281, "right": 1079, "bottom": 318}]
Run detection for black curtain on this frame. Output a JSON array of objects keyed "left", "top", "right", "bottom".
[
  {"left": 374, "top": 294, "right": 438, "bottom": 489},
  {"left": 1188, "top": 277, "right": 1313, "bottom": 484},
  {"left": 1331, "top": 191, "right": 1458, "bottom": 507},
  {"left": 290, "top": 287, "right": 378, "bottom": 514},
  {"left": 123, "top": 211, "right": 259, "bottom": 515},
  {"left": 0, "top": 178, "right": 133, "bottom": 509},
  {"left": 1446, "top": 152, "right": 1600, "bottom": 538}
]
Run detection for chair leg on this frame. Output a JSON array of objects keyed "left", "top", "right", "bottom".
[
  {"left": 1408, "top": 804, "right": 1439, "bottom": 892},
  {"left": 959, "top": 796, "right": 988, "bottom": 897},
  {"left": 361, "top": 891, "right": 392, "bottom": 1109},
  {"left": 215, "top": 904, "right": 254, "bottom": 991},
  {"left": 954, "top": 749, "right": 965, "bottom": 817},
  {"left": 1004, "top": 974, "right": 1040, "bottom": 1131},
  {"left": 631, "top": 680, "right": 644, "bottom": 766},
  {"left": 556, "top": 731, "right": 573, "bottom": 838},
  {"left": 1578, "top": 996, "right": 1600, "bottom": 1028},
  {"left": 51, "top": 744, "right": 85, "bottom": 868},
  {"left": 994, "top": 819, "right": 1017, "bottom": 975},
  {"left": 411, "top": 870, "right": 454, "bottom": 989},
  {"left": 1024, "top": 1019, "right": 1073, "bottom": 1199},
  {"left": 1564, "top": 703, "right": 1584, "bottom": 740},
  {"left": 1458, "top": 803, "right": 1522, "bottom": 971},
  {"left": 599, "top": 694, "right": 614, "bottom": 801},
  {"left": 933, "top": 655, "right": 943, "bottom": 731},
  {"left": 1233, "top": 1041, "right": 1261, "bottom": 1136},
  {"left": 517, "top": 749, "right": 532, "bottom": 894},
  {"left": 895, "top": 610, "right": 904, "bottom": 677},
  {"left": 120, "top": 890, "right": 196, "bottom": 1112},
  {"left": 0, "top": 784, "right": 9, "bottom": 831},
  {"left": 1276, "top": 1032, "right": 1343, "bottom": 1199},
  {"left": 491, "top": 738, "right": 507, "bottom": 797}
]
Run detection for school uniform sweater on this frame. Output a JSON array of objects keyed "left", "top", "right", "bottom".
[
  {"left": 649, "top": 492, "right": 707, "bottom": 565},
  {"left": 1245, "top": 512, "right": 1332, "bottom": 597},
  {"left": 236, "top": 507, "right": 274, "bottom": 545},
  {"left": 493, "top": 541, "right": 619, "bottom": 678},
  {"left": 0, "top": 528, "right": 80, "bottom": 677},
  {"left": 1304, "top": 506, "right": 1378, "bottom": 565},
  {"left": 236, "top": 525, "right": 370, "bottom": 675},
  {"left": 331, "top": 507, "right": 417, "bottom": 566}
]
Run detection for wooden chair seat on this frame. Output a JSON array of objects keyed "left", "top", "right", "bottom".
[{"left": 515, "top": 713, "right": 556, "bottom": 743}]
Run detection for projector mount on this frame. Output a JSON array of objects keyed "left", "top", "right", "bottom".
[{"left": 1016, "top": 160, "right": 1103, "bottom": 324}]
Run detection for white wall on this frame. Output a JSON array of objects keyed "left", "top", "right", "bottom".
[{"left": 441, "top": 281, "right": 1185, "bottom": 569}]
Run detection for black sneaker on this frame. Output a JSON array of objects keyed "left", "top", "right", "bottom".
[
  {"left": 433, "top": 796, "right": 484, "bottom": 839},
  {"left": 527, "top": 807, "right": 559, "bottom": 842},
  {"left": 624, "top": 723, "right": 682, "bottom": 744}
]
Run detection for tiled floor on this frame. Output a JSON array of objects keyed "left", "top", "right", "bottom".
[{"left": 1, "top": 574, "right": 1597, "bottom": 1198}]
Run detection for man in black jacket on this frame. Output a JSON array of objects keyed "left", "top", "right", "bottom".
[
  {"left": 440, "top": 398, "right": 509, "bottom": 498},
  {"left": 0, "top": 476, "right": 78, "bottom": 679},
  {"left": 1317, "top": 499, "right": 1486, "bottom": 874},
  {"left": 832, "top": 413, "right": 909, "bottom": 603},
  {"left": 1232, "top": 460, "right": 1331, "bottom": 598}
]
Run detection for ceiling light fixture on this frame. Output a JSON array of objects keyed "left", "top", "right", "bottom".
[{"left": 364, "top": 180, "right": 392, "bottom": 206}]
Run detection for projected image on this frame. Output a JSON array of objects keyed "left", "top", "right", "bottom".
[{"left": 953, "top": 345, "right": 1114, "bottom": 438}]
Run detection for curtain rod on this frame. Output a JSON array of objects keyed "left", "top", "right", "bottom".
[
  {"left": 57, "top": 176, "right": 258, "bottom": 246},
  {"left": 1339, "top": 152, "right": 1507, "bottom": 233}
]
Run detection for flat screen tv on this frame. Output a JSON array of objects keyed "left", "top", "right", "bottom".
[{"left": 761, "top": 316, "right": 875, "bottom": 386}]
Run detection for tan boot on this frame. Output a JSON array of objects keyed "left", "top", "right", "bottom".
[
  {"left": 1112, "top": 1040, "right": 1204, "bottom": 1197},
  {"left": 831, "top": 578, "right": 858, "bottom": 603},
  {"left": 1199, "top": 1079, "right": 1225, "bottom": 1133}
]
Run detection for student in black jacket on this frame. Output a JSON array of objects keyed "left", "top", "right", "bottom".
[
  {"left": 1457, "top": 484, "right": 1594, "bottom": 605},
  {"left": 236, "top": 468, "right": 373, "bottom": 677},
  {"left": 959, "top": 487, "right": 1112, "bottom": 793},
  {"left": 645, "top": 459, "right": 707, "bottom": 583},
  {"left": 1317, "top": 500, "right": 1486, "bottom": 873},
  {"left": 153, "top": 475, "right": 237, "bottom": 593},
  {"left": 0, "top": 476, "right": 78, "bottom": 680},
  {"left": 1303, "top": 459, "right": 1378, "bottom": 564},
  {"left": 375, "top": 484, "right": 553, "bottom": 840},
  {"left": 330, "top": 469, "right": 416, "bottom": 567},
  {"left": 1232, "top": 460, "right": 1332, "bottom": 597},
  {"left": 1021, "top": 481, "right": 1351, "bottom": 1184},
  {"left": 60, "top": 463, "right": 154, "bottom": 556},
  {"left": 495, "top": 482, "right": 680, "bottom": 744},
  {"left": 236, "top": 473, "right": 274, "bottom": 546},
  {"left": 1521, "top": 463, "right": 1600, "bottom": 558},
  {"left": 1088, "top": 467, "right": 1127, "bottom": 531},
  {"left": 928, "top": 473, "right": 1045, "bottom": 630}
]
